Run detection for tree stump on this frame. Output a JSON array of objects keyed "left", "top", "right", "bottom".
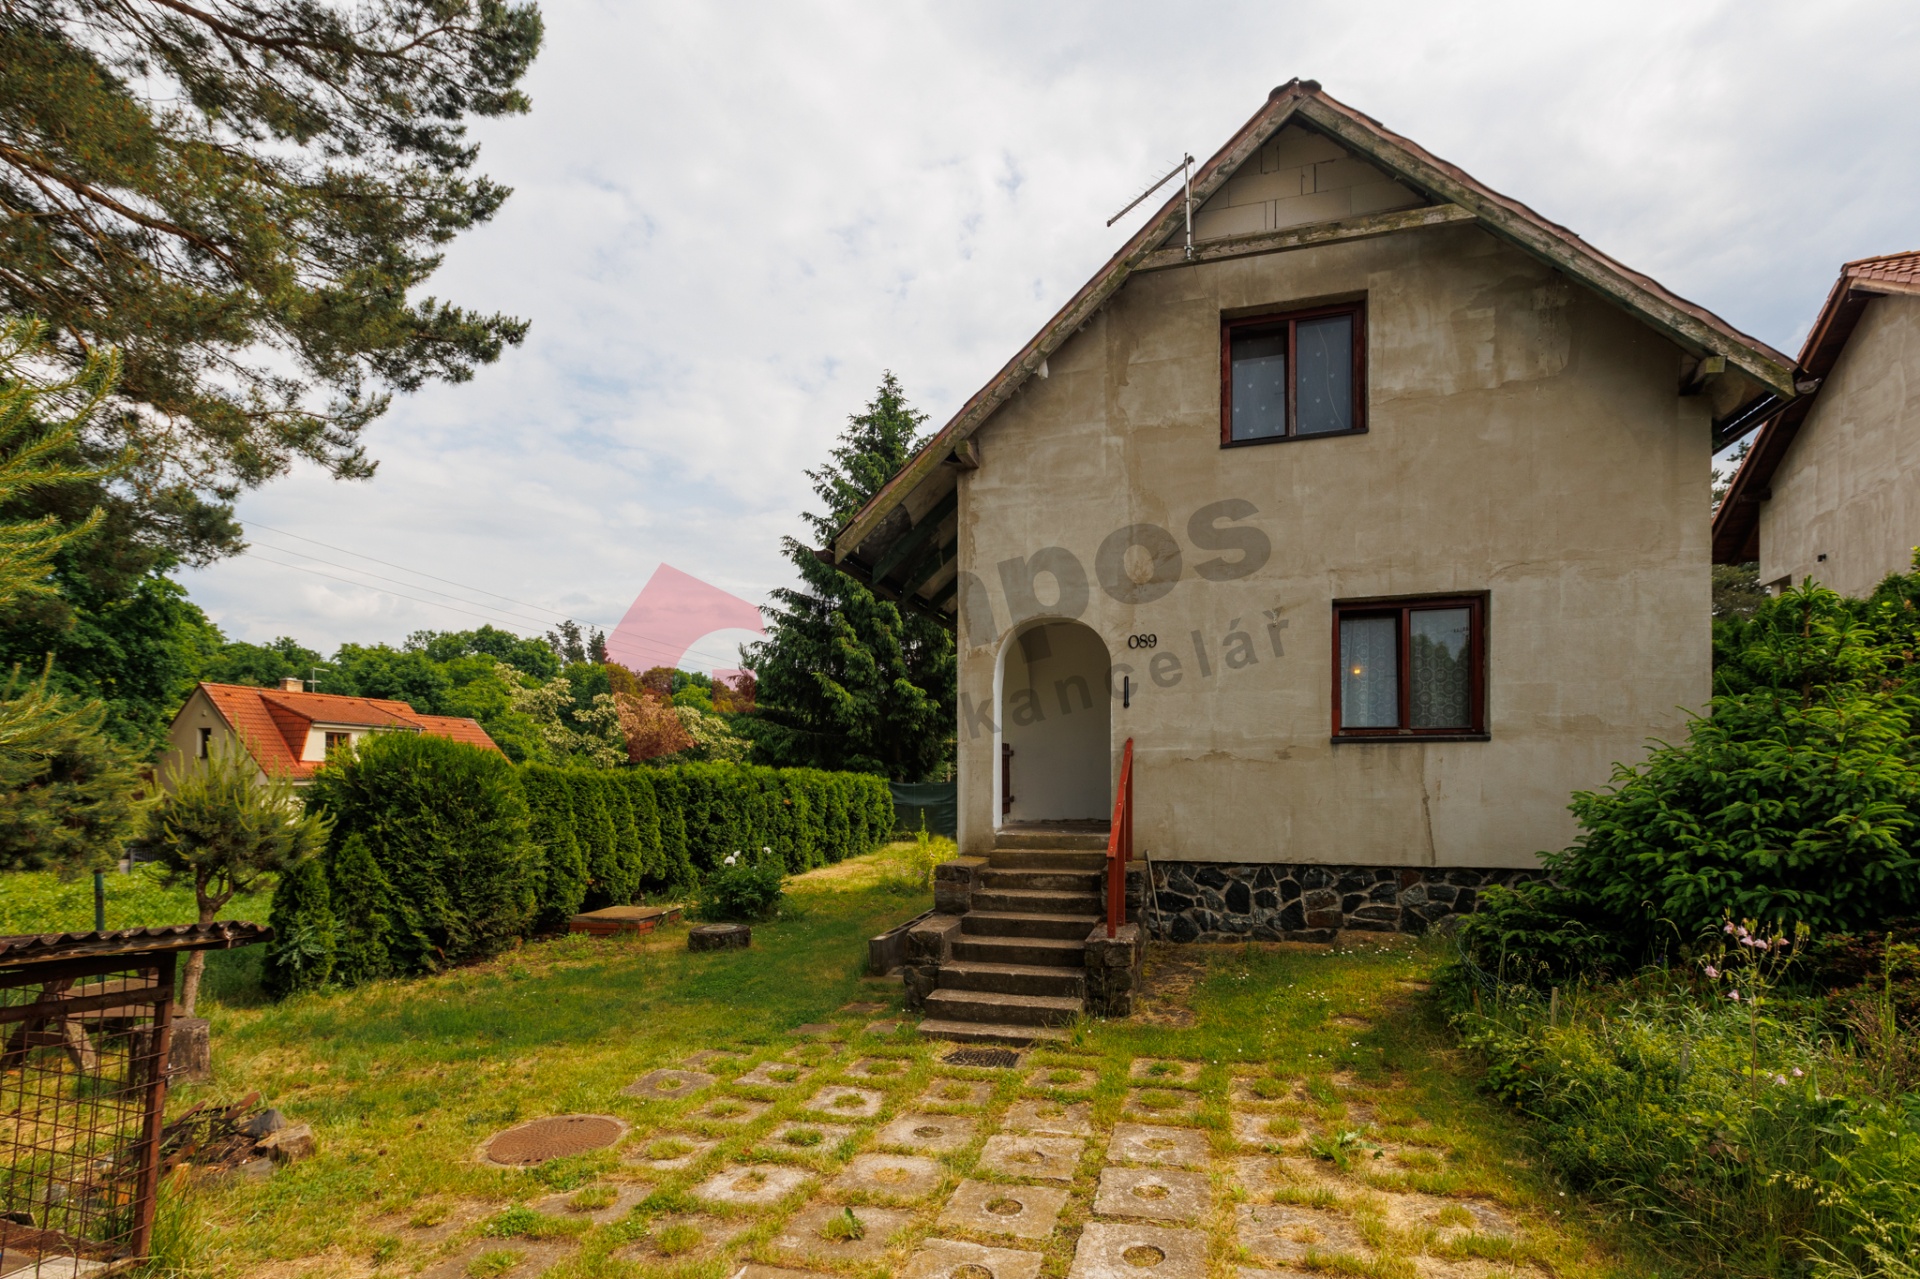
[
  {"left": 688, "top": 924, "right": 750, "bottom": 952},
  {"left": 169, "top": 1015, "right": 212, "bottom": 1082}
]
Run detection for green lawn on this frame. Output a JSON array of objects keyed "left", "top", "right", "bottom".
[{"left": 7, "top": 849, "right": 1662, "bottom": 1278}]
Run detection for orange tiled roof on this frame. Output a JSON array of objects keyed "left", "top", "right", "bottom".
[
  {"left": 1845, "top": 249, "right": 1920, "bottom": 292},
  {"left": 188, "top": 683, "right": 502, "bottom": 779}
]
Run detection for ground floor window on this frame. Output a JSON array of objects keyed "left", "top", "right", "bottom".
[{"left": 1332, "top": 595, "right": 1485, "bottom": 737}]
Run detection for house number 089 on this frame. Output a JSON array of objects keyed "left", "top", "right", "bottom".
[{"left": 1125, "top": 634, "right": 1158, "bottom": 650}]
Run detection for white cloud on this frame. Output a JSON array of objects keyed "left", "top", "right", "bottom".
[{"left": 178, "top": 0, "right": 1920, "bottom": 663}]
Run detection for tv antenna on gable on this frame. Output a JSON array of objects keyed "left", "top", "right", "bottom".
[{"left": 1107, "top": 153, "right": 1195, "bottom": 259}]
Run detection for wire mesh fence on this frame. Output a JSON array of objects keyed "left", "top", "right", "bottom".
[{"left": 0, "top": 954, "right": 175, "bottom": 1278}]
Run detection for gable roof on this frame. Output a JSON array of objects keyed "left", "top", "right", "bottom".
[
  {"left": 827, "top": 80, "right": 1798, "bottom": 622},
  {"left": 186, "top": 682, "right": 501, "bottom": 779},
  {"left": 1711, "top": 249, "right": 1920, "bottom": 564}
]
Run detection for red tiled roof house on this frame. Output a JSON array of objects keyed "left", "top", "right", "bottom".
[{"left": 163, "top": 678, "right": 501, "bottom": 786}]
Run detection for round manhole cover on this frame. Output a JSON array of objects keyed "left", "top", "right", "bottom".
[{"left": 485, "top": 1114, "right": 626, "bottom": 1166}]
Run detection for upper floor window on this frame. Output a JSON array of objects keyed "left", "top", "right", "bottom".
[
  {"left": 196, "top": 726, "right": 213, "bottom": 759},
  {"left": 325, "top": 731, "right": 352, "bottom": 757},
  {"left": 1333, "top": 595, "right": 1486, "bottom": 739},
  {"left": 1222, "top": 302, "right": 1367, "bottom": 446}
]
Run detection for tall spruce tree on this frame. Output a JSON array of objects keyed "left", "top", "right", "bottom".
[
  {"left": 0, "top": 0, "right": 542, "bottom": 555},
  {"left": 745, "top": 373, "right": 955, "bottom": 781}
]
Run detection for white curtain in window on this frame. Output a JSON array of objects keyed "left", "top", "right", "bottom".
[
  {"left": 1340, "top": 616, "right": 1398, "bottom": 728},
  {"left": 1410, "top": 608, "right": 1472, "bottom": 728}
]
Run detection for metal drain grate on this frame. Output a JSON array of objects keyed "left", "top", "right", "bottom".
[
  {"left": 485, "top": 1114, "right": 626, "bottom": 1165},
  {"left": 943, "top": 1047, "right": 1022, "bottom": 1069}
]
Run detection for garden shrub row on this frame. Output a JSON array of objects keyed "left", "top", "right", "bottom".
[{"left": 262, "top": 732, "right": 893, "bottom": 995}]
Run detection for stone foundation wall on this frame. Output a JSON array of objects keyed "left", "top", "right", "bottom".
[
  {"left": 1084, "top": 923, "right": 1144, "bottom": 1016},
  {"left": 1147, "top": 862, "right": 1542, "bottom": 943}
]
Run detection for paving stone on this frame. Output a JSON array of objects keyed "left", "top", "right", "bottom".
[
  {"left": 1235, "top": 1203, "right": 1370, "bottom": 1265},
  {"left": 422, "top": 1241, "right": 571, "bottom": 1279},
  {"left": 690, "top": 1097, "right": 770, "bottom": 1124},
  {"left": 733, "top": 1266, "right": 822, "bottom": 1279},
  {"left": 385, "top": 1200, "right": 489, "bottom": 1243},
  {"left": 904, "top": 1237, "right": 1044, "bottom": 1279},
  {"left": 792, "top": 1022, "right": 840, "bottom": 1038},
  {"left": 1106, "top": 1124, "right": 1209, "bottom": 1169},
  {"left": 1003, "top": 1098, "right": 1092, "bottom": 1136},
  {"left": 1066, "top": 1221, "right": 1207, "bottom": 1279},
  {"left": 1227, "top": 1156, "right": 1279, "bottom": 1194},
  {"left": 529, "top": 1183, "right": 650, "bottom": 1224},
  {"left": 622, "top": 1068, "right": 715, "bottom": 1100},
  {"left": 876, "top": 1112, "right": 978, "bottom": 1154},
  {"left": 1235, "top": 1268, "right": 1318, "bottom": 1279},
  {"left": 846, "top": 1056, "right": 912, "bottom": 1081},
  {"left": 1128, "top": 1059, "right": 1203, "bottom": 1084},
  {"left": 613, "top": 1213, "right": 743, "bottom": 1264},
  {"left": 771, "top": 1203, "right": 913, "bottom": 1264},
  {"left": 922, "top": 1079, "right": 995, "bottom": 1107},
  {"left": 1229, "top": 1078, "right": 1297, "bottom": 1106},
  {"left": 1124, "top": 1088, "right": 1201, "bottom": 1121},
  {"left": 865, "top": 1020, "right": 902, "bottom": 1036},
  {"left": 1230, "top": 1111, "right": 1306, "bottom": 1148},
  {"left": 623, "top": 1133, "right": 717, "bottom": 1170},
  {"left": 804, "top": 1085, "right": 885, "bottom": 1118},
  {"left": 684, "top": 1050, "right": 744, "bottom": 1069},
  {"left": 690, "top": 1164, "right": 812, "bottom": 1209},
  {"left": 738, "top": 1061, "right": 813, "bottom": 1087},
  {"left": 976, "top": 1134, "right": 1084, "bottom": 1182},
  {"left": 842, "top": 1001, "right": 889, "bottom": 1014},
  {"left": 1024, "top": 1066, "right": 1097, "bottom": 1091},
  {"left": 1371, "top": 1193, "right": 1515, "bottom": 1242},
  {"left": 762, "top": 1121, "right": 858, "bottom": 1153},
  {"left": 937, "top": 1180, "right": 1069, "bottom": 1241},
  {"left": 831, "top": 1152, "right": 945, "bottom": 1201},
  {"left": 1091, "top": 1167, "right": 1209, "bottom": 1223}
]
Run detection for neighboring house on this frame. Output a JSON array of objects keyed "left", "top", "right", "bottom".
[
  {"left": 163, "top": 678, "right": 501, "bottom": 786},
  {"left": 1713, "top": 250, "right": 1920, "bottom": 597},
  {"left": 831, "top": 81, "right": 1797, "bottom": 951}
]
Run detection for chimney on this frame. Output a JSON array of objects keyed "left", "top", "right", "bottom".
[{"left": 280, "top": 677, "right": 304, "bottom": 692}]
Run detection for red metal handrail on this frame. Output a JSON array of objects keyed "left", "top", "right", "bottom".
[{"left": 1106, "top": 737, "right": 1134, "bottom": 938}]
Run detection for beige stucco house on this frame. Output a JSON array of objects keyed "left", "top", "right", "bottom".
[
  {"left": 1714, "top": 250, "right": 1920, "bottom": 597},
  {"left": 832, "top": 81, "right": 1798, "bottom": 943},
  {"left": 163, "top": 679, "right": 500, "bottom": 787}
]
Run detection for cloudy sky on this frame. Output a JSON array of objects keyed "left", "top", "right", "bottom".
[{"left": 179, "top": 0, "right": 1920, "bottom": 670}]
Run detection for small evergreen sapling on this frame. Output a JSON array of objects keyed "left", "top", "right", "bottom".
[
  {"left": 141, "top": 752, "right": 329, "bottom": 1013},
  {"left": 262, "top": 856, "right": 337, "bottom": 997}
]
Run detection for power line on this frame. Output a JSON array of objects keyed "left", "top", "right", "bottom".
[
  {"left": 236, "top": 547, "right": 752, "bottom": 670},
  {"left": 243, "top": 519, "right": 577, "bottom": 621}
]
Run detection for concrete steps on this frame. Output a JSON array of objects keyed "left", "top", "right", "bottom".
[
  {"left": 915, "top": 1017, "right": 1067, "bottom": 1045},
  {"left": 962, "top": 910, "right": 1100, "bottom": 940},
  {"left": 924, "top": 988, "right": 1082, "bottom": 1027},
  {"left": 939, "top": 960, "right": 1085, "bottom": 999},
  {"left": 950, "top": 934, "right": 1088, "bottom": 967},
  {"left": 915, "top": 827, "right": 1111, "bottom": 1046},
  {"left": 986, "top": 846, "right": 1107, "bottom": 868}
]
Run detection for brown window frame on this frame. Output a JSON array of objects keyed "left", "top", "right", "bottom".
[
  {"left": 1220, "top": 300, "right": 1368, "bottom": 447},
  {"left": 324, "top": 730, "right": 352, "bottom": 757},
  {"left": 1330, "top": 594, "right": 1487, "bottom": 741}
]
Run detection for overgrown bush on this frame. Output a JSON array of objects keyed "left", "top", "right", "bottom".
[
  {"left": 694, "top": 848, "right": 787, "bottom": 921},
  {"left": 261, "top": 857, "right": 336, "bottom": 997},
  {"left": 303, "top": 731, "right": 537, "bottom": 975},
  {"left": 521, "top": 764, "right": 587, "bottom": 929},
  {"left": 1459, "top": 576, "right": 1920, "bottom": 979},
  {"left": 1451, "top": 925, "right": 1920, "bottom": 1276}
]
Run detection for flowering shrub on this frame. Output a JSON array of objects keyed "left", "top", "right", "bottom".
[{"left": 695, "top": 846, "right": 787, "bottom": 921}]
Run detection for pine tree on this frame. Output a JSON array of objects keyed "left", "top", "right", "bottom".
[
  {"left": 745, "top": 373, "right": 955, "bottom": 781},
  {"left": 0, "top": 1, "right": 542, "bottom": 554}
]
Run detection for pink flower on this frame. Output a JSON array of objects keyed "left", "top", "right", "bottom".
[
  {"left": 1774, "top": 1074, "right": 1788, "bottom": 1086},
  {"left": 1724, "top": 922, "right": 1737, "bottom": 935},
  {"left": 1792, "top": 1068, "right": 1805, "bottom": 1078},
  {"left": 1729, "top": 991, "right": 1741, "bottom": 1002},
  {"left": 1703, "top": 965, "right": 1719, "bottom": 978}
]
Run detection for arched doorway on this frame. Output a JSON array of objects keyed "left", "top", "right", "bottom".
[{"left": 997, "top": 620, "right": 1111, "bottom": 825}]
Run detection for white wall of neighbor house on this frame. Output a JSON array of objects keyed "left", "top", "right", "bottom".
[
  {"left": 951, "top": 219, "right": 1713, "bottom": 869},
  {"left": 1759, "top": 294, "right": 1920, "bottom": 599}
]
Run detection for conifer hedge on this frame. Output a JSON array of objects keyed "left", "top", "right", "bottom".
[{"left": 266, "top": 738, "right": 894, "bottom": 996}]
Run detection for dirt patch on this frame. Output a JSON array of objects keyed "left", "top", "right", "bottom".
[{"left": 1131, "top": 945, "right": 1207, "bottom": 1027}]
